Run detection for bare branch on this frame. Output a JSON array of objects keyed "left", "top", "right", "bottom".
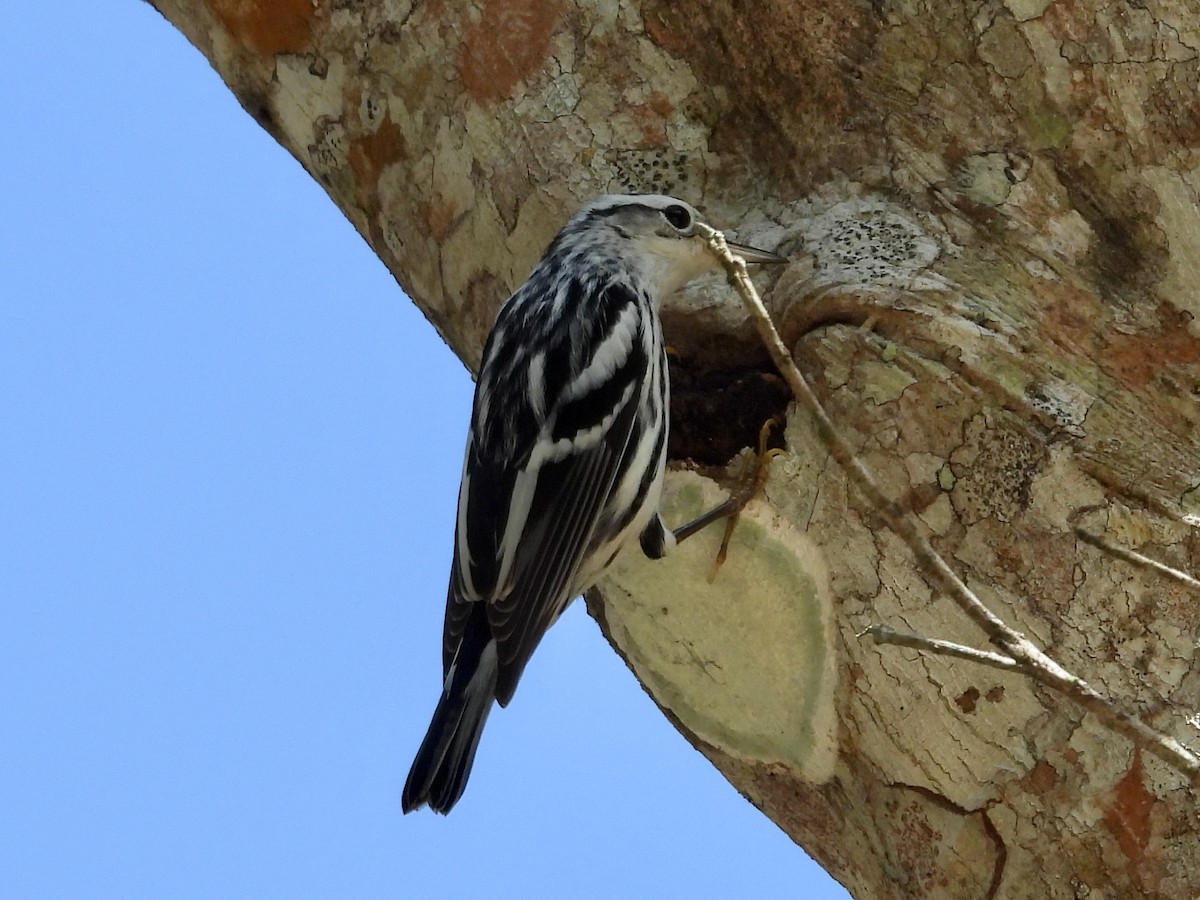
[
  {"left": 699, "top": 224, "right": 1200, "bottom": 787},
  {"left": 1073, "top": 527, "right": 1200, "bottom": 594},
  {"left": 860, "top": 625, "right": 1023, "bottom": 672}
]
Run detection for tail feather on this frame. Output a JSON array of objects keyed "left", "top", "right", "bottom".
[{"left": 402, "top": 638, "right": 498, "bottom": 814}]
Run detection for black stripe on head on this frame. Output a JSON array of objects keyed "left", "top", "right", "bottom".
[{"left": 590, "top": 202, "right": 661, "bottom": 219}]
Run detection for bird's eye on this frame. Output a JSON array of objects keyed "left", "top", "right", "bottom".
[{"left": 663, "top": 204, "right": 692, "bottom": 231}]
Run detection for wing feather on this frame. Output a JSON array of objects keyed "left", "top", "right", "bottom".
[
  {"left": 441, "top": 281, "right": 649, "bottom": 699},
  {"left": 488, "top": 392, "right": 640, "bottom": 705}
]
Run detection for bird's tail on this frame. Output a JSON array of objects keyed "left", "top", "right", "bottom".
[{"left": 402, "top": 634, "right": 498, "bottom": 815}]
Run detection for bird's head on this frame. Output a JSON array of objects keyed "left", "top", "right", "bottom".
[{"left": 574, "top": 194, "right": 786, "bottom": 296}]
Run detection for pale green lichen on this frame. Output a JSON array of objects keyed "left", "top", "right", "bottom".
[
  {"left": 859, "top": 359, "right": 918, "bottom": 405},
  {"left": 599, "top": 471, "right": 838, "bottom": 779}
]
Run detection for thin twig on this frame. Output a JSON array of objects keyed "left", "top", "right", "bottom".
[
  {"left": 698, "top": 223, "right": 1200, "bottom": 786},
  {"left": 1073, "top": 527, "right": 1200, "bottom": 594},
  {"left": 860, "top": 625, "right": 1023, "bottom": 673}
]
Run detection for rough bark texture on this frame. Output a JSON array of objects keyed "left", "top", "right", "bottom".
[{"left": 150, "top": 1, "right": 1200, "bottom": 896}]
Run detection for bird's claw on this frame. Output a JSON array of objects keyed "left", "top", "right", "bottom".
[{"left": 706, "top": 418, "right": 782, "bottom": 581}]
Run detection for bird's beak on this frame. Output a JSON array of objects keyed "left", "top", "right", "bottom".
[{"left": 723, "top": 238, "right": 788, "bottom": 265}]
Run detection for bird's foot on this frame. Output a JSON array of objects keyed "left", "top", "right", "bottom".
[{"left": 670, "top": 419, "right": 784, "bottom": 580}]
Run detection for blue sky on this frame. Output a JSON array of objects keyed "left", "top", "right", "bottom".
[{"left": 2, "top": 5, "right": 846, "bottom": 898}]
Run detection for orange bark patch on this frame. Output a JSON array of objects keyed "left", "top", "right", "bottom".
[
  {"left": 953, "top": 686, "right": 979, "bottom": 714},
  {"left": 1039, "top": 280, "right": 1104, "bottom": 355},
  {"left": 1103, "top": 325, "right": 1200, "bottom": 389},
  {"left": 643, "top": 13, "right": 689, "bottom": 56},
  {"left": 349, "top": 116, "right": 408, "bottom": 188},
  {"left": 1102, "top": 752, "right": 1154, "bottom": 869},
  {"left": 427, "top": 196, "right": 459, "bottom": 243},
  {"left": 627, "top": 92, "right": 675, "bottom": 147},
  {"left": 209, "top": 0, "right": 314, "bottom": 56},
  {"left": 457, "top": 0, "right": 561, "bottom": 105},
  {"left": 1026, "top": 759, "right": 1058, "bottom": 796}
]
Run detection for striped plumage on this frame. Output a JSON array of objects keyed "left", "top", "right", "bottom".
[{"left": 402, "top": 194, "right": 784, "bottom": 814}]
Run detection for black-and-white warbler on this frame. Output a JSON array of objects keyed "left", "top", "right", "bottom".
[{"left": 402, "top": 194, "right": 785, "bottom": 814}]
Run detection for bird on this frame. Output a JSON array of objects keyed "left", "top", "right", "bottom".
[{"left": 402, "top": 193, "right": 786, "bottom": 814}]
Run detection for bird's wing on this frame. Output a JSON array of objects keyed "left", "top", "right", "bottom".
[
  {"left": 487, "top": 390, "right": 641, "bottom": 705},
  {"left": 442, "top": 282, "right": 650, "bottom": 706}
]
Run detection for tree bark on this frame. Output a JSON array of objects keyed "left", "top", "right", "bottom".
[{"left": 150, "top": 1, "right": 1200, "bottom": 896}]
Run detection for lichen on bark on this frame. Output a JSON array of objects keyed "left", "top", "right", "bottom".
[{"left": 151, "top": 0, "right": 1200, "bottom": 895}]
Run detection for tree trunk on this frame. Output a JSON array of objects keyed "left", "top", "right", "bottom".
[{"left": 150, "top": 1, "right": 1200, "bottom": 896}]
